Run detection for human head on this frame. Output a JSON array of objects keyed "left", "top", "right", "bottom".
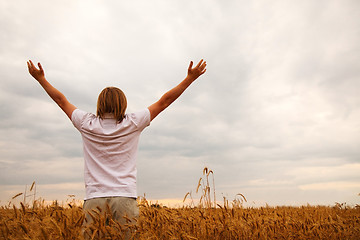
[{"left": 96, "top": 87, "right": 127, "bottom": 122}]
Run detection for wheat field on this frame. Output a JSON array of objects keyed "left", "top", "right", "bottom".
[{"left": 1, "top": 168, "right": 359, "bottom": 239}]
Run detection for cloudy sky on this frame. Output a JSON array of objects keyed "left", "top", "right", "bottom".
[{"left": 1, "top": 0, "right": 359, "bottom": 207}]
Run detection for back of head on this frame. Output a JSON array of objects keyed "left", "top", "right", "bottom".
[{"left": 97, "top": 87, "right": 127, "bottom": 122}]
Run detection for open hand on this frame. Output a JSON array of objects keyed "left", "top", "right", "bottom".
[
  {"left": 187, "top": 59, "right": 207, "bottom": 81},
  {"left": 27, "top": 60, "right": 45, "bottom": 81}
]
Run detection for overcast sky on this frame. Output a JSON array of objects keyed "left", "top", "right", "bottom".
[{"left": 1, "top": 0, "right": 359, "bottom": 207}]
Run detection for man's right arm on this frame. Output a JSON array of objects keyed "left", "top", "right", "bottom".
[
  {"left": 27, "top": 60, "right": 76, "bottom": 120},
  {"left": 148, "top": 59, "right": 207, "bottom": 121}
]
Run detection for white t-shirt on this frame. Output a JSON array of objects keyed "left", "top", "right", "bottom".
[{"left": 71, "top": 108, "right": 151, "bottom": 200}]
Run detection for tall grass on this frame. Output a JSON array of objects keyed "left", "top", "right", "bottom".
[{"left": 1, "top": 168, "right": 359, "bottom": 239}]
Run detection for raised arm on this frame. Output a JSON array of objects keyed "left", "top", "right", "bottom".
[
  {"left": 27, "top": 60, "right": 76, "bottom": 120},
  {"left": 148, "top": 59, "right": 207, "bottom": 121}
]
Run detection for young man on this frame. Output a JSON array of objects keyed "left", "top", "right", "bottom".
[{"left": 27, "top": 59, "right": 207, "bottom": 236}]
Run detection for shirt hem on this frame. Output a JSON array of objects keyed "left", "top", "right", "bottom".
[{"left": 84, "top": 193, "right": 137, "bottom": 201}]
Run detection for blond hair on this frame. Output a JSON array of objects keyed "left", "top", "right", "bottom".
[{"left": 96, "top": 87, "right": 127, "bottom": 122}]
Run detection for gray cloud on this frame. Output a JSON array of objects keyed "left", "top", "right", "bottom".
[{"left": 0, "top": 0, "right": 359, "bottom": 206}]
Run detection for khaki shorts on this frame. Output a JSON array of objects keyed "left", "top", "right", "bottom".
[{"left": 83, "top": 196, "right": 139, "bottom": 239}]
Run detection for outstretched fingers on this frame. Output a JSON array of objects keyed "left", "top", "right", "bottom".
[
  {"left": 188, "top": 61, "right": 193, "bottom": 70},
  {"left": 27, "top": 60, "right": 36, "bottom": 71},
  {"left": 200, "top": 61, "right": 207, "bottom": 69},
  {"left": 29, "top": 60, "right": 35, "bottom": 67},
  {"left": 27, "top": 60, "right": 36, "bottom": 73},
  {"left": 198, "top": 60, "right": 207, "bottom": 74},
  {"left": 27, "top": 60, "right": 45, "bottom": 80},
  {"left": 196, "top": 59, "right": 204, "bottom": 68},
  {"left": 38, "top": 62, "right": 43, "bottom": 72},
  {"left": 187, "top": 59, "right": 207, "bottom": 79}
]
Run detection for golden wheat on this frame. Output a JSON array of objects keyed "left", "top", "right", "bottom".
[{"left": 1, "top": 168, "right": 359, "bottom": 239}]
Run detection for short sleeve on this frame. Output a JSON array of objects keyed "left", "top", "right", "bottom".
[
  {"left": 129, "top": 108, "right": 151, "bottom": 131},
  {"left": 71, "top": 109, "right": 89, "bottom": 131}
]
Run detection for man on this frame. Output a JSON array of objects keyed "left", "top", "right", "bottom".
[{"left": 27, "top": 59, "right": 207, "bottom": 238}]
